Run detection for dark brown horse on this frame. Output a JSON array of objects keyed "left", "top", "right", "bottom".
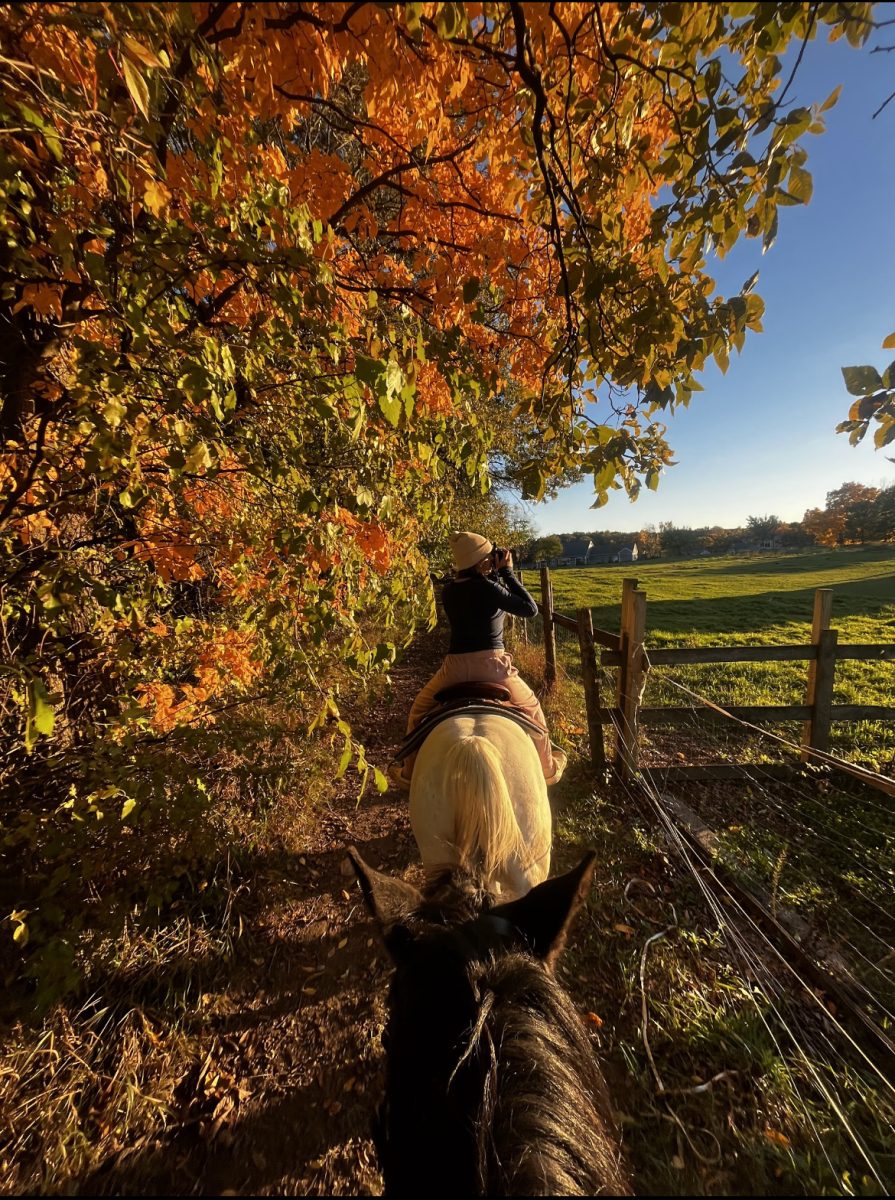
[{"left": 349, "top": 849, "right": 630, "bottom": 1196}]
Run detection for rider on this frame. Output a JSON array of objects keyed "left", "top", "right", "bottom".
[{"left": 390, "top": 530, "right": 567, "bottom": 789}]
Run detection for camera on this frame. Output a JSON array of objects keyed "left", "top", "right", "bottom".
[{"left": 490, "top": 547, "right": 508, "bottom": 570}]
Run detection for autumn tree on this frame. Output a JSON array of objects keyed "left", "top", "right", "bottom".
[
  {"left": 637, "top": 526, "right": 663, "bottom": 559},
  {"left": 826, "top": 482, "right": 881, "bottom": 543},
  {"left": 0, "top": 1, "right": 874, "bottom": 979},
  {"left": 802, "top": 505, "right": 845, "bottom": 547}
]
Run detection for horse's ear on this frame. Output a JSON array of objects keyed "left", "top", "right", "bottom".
[
  {"left": 347, "top": 847, "right": 422, "bottom": 956},
  {"left": 492, "top": 852, "right": 597, "bottom": 969}
]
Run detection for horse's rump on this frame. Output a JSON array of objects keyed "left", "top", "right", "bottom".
[{"left": 410, "top": 712, "right": 550, "bottom": 898}]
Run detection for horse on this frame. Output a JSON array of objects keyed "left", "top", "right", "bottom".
[
  {"left": 408, "top": 708, "right": 552, "bottom": 901},
  {"left": 349, "top": 847, "right": 630, "bottom": 1197}
]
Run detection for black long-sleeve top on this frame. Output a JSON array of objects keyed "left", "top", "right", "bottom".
[{"left": 442, "top": 568, "right": 538, "bottom": 653}]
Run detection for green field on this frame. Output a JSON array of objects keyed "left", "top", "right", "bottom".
[{"left": 538, "top": 546, "right": 895, "bottom": 770}]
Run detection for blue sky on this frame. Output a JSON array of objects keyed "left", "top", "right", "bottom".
[{"left": 530, "top": 31, "right": 895, "bottom": 536}]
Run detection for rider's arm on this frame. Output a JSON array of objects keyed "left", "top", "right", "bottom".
[{"left": 482, "top": 570, "right": 538, "bottom": 618}]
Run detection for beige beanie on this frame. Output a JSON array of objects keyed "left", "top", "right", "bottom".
[{"left": 450, "top": 530, "right": 493, "bottom": 571}]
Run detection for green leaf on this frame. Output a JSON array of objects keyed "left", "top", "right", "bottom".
[
  {"left": 841, "top": 365, "right": 883, "bottom": 396},
  {"left": 378, "top": 393, "right": 401, "bottom": 426},
  {"left": 25, "top": 676, "right": 54, "bottom": 753},
  {"left": 355, "top": 354, "right": 382, "bottom": 386},
  {"left": 336, "top": 741, "right": 352, "bottom": 779},
  {"left": 121, "top": 56, "right": 150, "bottom": 119},
  {"left": 646, "top": 469, "right": 660, "bottom": 491},
  {"left": 874, "top": 419, "right": 895, "bottom": 448},
  {"left": 373, "top": 767, "right": 388, "bottom": 794}
]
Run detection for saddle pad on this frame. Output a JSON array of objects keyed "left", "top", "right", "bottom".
[{"left": 392, "top": 700, "right": 545, "bottom": 765}]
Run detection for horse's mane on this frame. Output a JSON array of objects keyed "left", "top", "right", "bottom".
[
  {"left": 468, "top": 952, "right": 627, "bottom": 1196},
  {"left": 381, "top": 868, "right": 629, "bottom": 1197}
]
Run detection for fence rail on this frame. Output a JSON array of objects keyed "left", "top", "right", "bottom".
[{"left": 523, "top": 567, "right": 895, "bottom": 791}]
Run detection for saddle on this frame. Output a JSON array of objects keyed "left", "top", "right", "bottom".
[
  {"left": 393, "top": 685, "right": 544, "bottom": 766},
  {"left": 434, "top": 681, "right": 512, "bottom": 704}
]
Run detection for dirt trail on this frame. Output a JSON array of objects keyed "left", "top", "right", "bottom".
[{"left": 91, "top": 629, "right": 445, "bottom": 1197}]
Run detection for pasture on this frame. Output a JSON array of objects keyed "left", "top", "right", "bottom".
[{"left": 542, "top": 545, "right": 895, "bottom": 769}]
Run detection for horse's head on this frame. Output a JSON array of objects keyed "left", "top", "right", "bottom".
[{"left": 349, "top": 849, "right": 604, "bottom": 1197}]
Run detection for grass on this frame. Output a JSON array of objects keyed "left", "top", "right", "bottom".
[
  {"left": 530, "top": 545, "right": 895, "bottom": 770},
  {"left": 548, "top": 749, "right": 895, "bottom": 1196}
]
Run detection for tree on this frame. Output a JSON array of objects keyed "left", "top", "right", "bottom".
[
  {"left": 802, "top": 506, "right": 845, "bottom": 547},
  {"left": 0, "top": 2, "right": 874, "bottom": 975},
  {"left": 826, "top": 482, "right": 881, "bottom": 543},
  {"left": 637, "top": 526, "right": 662, "bottom": 559},
  {"left": 526, "top": 535, "right": 564, "bottom": 563},
  {"left": 658, "top": 522, "right": 706, "bottom": 557},
  {"left": 747, "top": 514, "right": 782, "bottom": 543},
  {"left": 870, "top": 484, "right": 895, "bottom": 541}
]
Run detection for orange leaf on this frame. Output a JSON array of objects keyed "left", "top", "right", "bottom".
[
  {"left": 763, "top": 1128, "right": 791, "bottom": 1148},
  {"left": 584, "top": 1011, "right": 604, "bottom": 1027}
]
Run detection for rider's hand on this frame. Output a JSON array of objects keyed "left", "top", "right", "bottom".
[{"left": 497, "top": 549, "right": 513, "bottom": 572}]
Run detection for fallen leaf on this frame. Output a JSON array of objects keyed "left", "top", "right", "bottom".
[
  {"left": 671, "top": 1154, "right": 685, "bottom": 1170},
  {"left": 338, "top": 937, "right": 348, "bottom": 949},
  {"left": 613, "top": 923, "right": 636, "bottom": 937},
  {"left": 764, "top": 1128, "right": 791, "bottom": 1148},
  {"left": 584, "top": 1011, "right": 604, "bottom": 1027}
]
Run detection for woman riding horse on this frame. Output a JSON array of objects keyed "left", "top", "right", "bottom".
[{"left": 390, "top": 531, "right": 567, "bottom": 789}]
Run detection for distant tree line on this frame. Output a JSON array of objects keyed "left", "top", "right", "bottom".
[{"left": 520, "top": 479, "right": 895, "bottom": 561}]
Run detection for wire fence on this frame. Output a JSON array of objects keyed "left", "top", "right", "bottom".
[{"left": 504, "top": 567, "right": 895, "bottom": 1186}]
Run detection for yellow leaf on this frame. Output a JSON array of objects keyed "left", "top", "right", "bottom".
[
  {"left": 122, "top": 34, "right": 164, "bottom": 69},
  {"left": 122, "top": 56, "right": 150, "bottom": 119},
  {"left": 13, "top": 920, "right": 29, "bottom": 946},
  {"left": 121, "top": 798, "right": 136, "bottom": 820},
  {"left": 143, "top": 179, "right": 171, "bottom": 217},
  {"left": 883, "top": 331, "right": 895, "bottom": 350}
]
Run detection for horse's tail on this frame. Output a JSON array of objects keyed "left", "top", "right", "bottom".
[{"left": 443, "top": 734, "right": 529, "bottom": 880}]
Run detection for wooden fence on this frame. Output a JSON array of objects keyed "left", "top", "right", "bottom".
[{"left": 519, "top": 568, "right": 895, "bottom": 791}]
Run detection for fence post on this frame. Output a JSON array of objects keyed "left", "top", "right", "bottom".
[
  {"left": 518, "top": 570, "right": 528, "bottom": 645},
  {"left": 802, "top": 588, "right": 838, "bottom": 760},
  {"left": 577, "top": 606, "right": 607, "bottom": 771},
  {"left": 616, "top": 580, "right": 645, "bottom": 778},
  {"left": 615, "top": 578, "right": 637, "bottom": 768},
  {"left": 540, "top": 564, "right": 557, "bottom": 689}
]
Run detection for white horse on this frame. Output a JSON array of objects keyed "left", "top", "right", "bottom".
[{"left": 409, "top": 712, "right": 552, "bottom": 900}]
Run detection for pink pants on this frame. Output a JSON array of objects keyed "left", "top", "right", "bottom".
[{"left": 405, "top": 649, "right": 558, "bottom": 781}]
